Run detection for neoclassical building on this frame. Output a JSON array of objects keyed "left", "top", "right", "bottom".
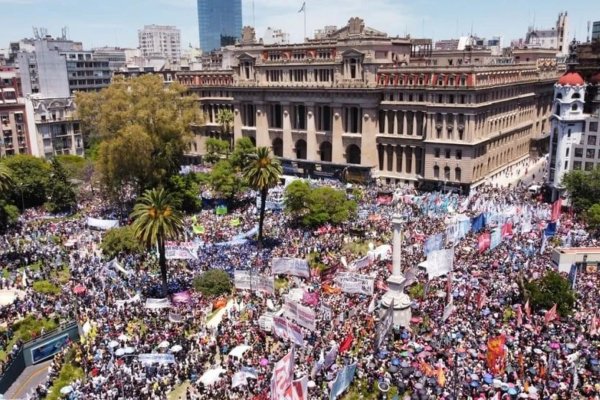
[{"left": 178, "top": 18, "right": 560, "bottom": 191}]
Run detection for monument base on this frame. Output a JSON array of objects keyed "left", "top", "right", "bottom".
[{"left": 380, "top": 275, "right": 412, "bottom": 328}]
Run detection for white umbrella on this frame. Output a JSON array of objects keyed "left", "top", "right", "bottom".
[
  {"left": 158, "top": 340, "right": 170, "bottom": 348},
  {"left": 60, "top": 386, "right": 73, "bottom": 394},
  {"left": 229, "top": 345, "right": 251, "bottom": 359},
  {"left": 118, "top": 334, "right": 128, "bottom": 342},
  {"left": 198, "top": 367, "right": 226, "bottom": 386},
  {"left": 108, "top": 340, "right": 119, "bottom": 348},
  {"left": 170, "top": 344, "right": 183, "bottom": 353},
  {"left": 124, "top": 347, "right": 136, "bottom": 354},
  {"left": 115, "top": 348, "right": 126, "bottom": 356}
]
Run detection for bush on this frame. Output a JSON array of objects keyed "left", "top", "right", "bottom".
[
  {"left": 408, "top": 282, "right": 425, "bottom": 300},
  {"left": 46, "top": 348, "right": 84, "bottom": 400},
  {"left": 100, "top": 226, "right": 144, "bottom": 259},
  {"left": 32, "top": 280, "right": 61, "bottom": 295},
  {"left": 193, "top": 269, "right": 232, "bottom": 297},
  {"left": 523, "top": 270, "right": 576, "bottom": 317}
]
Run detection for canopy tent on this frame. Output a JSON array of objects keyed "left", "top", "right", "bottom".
[
  {"left": 198, "top": 367, "right": 227, "bottom": 386},
  {"left": 228, "top": 344, "right": 251, "bottom": 359}
]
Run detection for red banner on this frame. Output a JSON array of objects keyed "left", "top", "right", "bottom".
[
  {"left": 501, "top": 222, "right": 513, "bottom": 238},
  {"left": 486, "top": 335, "right": 506, "bottom": 374},
  {"left": 478, "top": 233, "right": 491, "bottom": 253},
  {"left": 551, "top": 198, "right": 562, "bottom": 221}
]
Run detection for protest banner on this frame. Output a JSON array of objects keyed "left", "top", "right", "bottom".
[
  {"left": 138, "top": 354, "right": 176, "bottom": 364},
  {"left": 86, "top": 217, "right": 119, "bottom": 230},
  {"left": 283, "top": 299, "right": 316, "bottom": 331},
  {"left": 272, "top": 316, "right": 304, "bottom": 346},
  {"left": 329, "top": 363, "right": 358, "bottom": 400},
  {"left": 165, "top": 242, "right": 199, "bottom": 260},
  {"left": 334, "top": 272, "right": 375, "bottom": 295},
  {"left": 423, "top": 248, "right": 454, "bottom": 280},
  {"left": 272, "top": 257, "right": 310, "bottom": 278},
  {"left": 375, "top": 299, "right": 394, "bottom": 349},
  {"left": 234, "top": 270, "right": 275, "bottom": 295}
]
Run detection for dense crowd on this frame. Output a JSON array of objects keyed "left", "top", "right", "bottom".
[{"left": 0, "top": 177, "right": 598, "bottom": 400}]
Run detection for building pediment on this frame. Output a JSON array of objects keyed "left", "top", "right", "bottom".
[
  {"left": 237, "top": 52, "right": 256, "bottom": 61},
  {"left": 341, "top": 49, "right": 364, "bottom": 58}
]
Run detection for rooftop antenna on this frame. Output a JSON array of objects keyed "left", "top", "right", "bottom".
[
  {"left": 587, "top": 21, "right": 591, "bottom": 43},
  {"left": 252, "top": 0, "right": 255, "bottom": 28},
  {"left": 33, "top": 27, "right": 40, "bottom": 39}
]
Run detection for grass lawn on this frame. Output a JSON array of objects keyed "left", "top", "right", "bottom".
[
  {"left": 0, "top": 315, "right": 59, "bottom": 362},
  {"left": 342, "top": 378, "right": 400, "bottom": 399},
  {"left": 168, "top": 380, "right": 191, "bottom": 400},
  {"left": 46, "top": 348, "right": 84, "bottom": 400},
  {"left": 342, "top": 240, "right": 371, "bottom": 257}
]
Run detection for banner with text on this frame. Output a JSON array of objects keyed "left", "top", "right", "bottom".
[
  {"left": 334, "top": 272, "right": 375, "bottom": 295},
  {"left": 234, "top": 270, "right": 275, "bottom": 295},
  {"left": 165, "top": 242, "right": 199, "bottom": 260},
  {"left": 272, "top": 316, "right": 305, "bottom": 346},
  {"left": 283, "top": 299, "right": 316, "bottom": 331},
  {"left": 272, "top": 257, "right": 310, "bottom": 278}
]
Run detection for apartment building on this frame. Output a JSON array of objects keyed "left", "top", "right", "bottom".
[
  {"left": 138, "top": 25, "right": 181, "bottom": 63},
  {"left": 177, "top": 18, "right": 559, "bottom": 191},
  {"left": 0, "top": 68, "right": 30, "bottom": 156}
]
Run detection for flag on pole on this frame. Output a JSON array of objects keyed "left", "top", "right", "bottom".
[
  {"left": 516, "top": 304, "right": 523, "bottom": 327},
  {"left": 544, "top": 304, "right": 558, "bottom": 324},
  {"left": 524, "top": 300, "right": 531, "bottom": 319},
  {"left": 298, "top": 1, "right": 305, "bottom": 12},
  {"left": 551, "top": 198, "right": 562, "bottom": 221}
]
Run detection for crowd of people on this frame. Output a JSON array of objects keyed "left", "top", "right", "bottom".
[{"left": 0, "top": 176, "right": 598, "bottom": 400}]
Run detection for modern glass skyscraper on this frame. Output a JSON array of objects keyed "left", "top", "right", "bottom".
[{"left": 197, "top": 0, "right": 242, "bottom": 52}]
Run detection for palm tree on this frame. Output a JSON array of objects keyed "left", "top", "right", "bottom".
[
  {"left": 216, "top": 108, "right": 234, "bottom": 148},
  {"left": 243, "top": 147, "right": 282, "bottom": 245},
  {"left": 131, "top": 188, "right": 184, "bottom": 297},
  {"left": 0, "top": 163, "right": 13, "bottom": 192}
]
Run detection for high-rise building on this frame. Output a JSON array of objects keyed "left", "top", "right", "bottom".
[
  {"left": 138, "top": 25, "right": 181, "bottom": 62},
  {"left": 197, "top": 0, "right": 242, "bottom": 52},
  {"left": 518, "top": 11, "right": 569, "bottom": 56},
  {"left": 0, "top": 68, "right": 31, "bottom": 156},
  {"left": 592, "top": 21, "right": 600, "bottom": 41}
]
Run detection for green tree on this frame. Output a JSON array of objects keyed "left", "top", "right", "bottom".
[
  {"left": 523, "top": 270, "right": 576, "bottom": 317},
  {"left": 131, "top": 188, "right": 184, "bottom": 297},
  {"left": 55, "top": 154, "right": 90, "bottom": 182},
  {"left": 76, "top": 75, "right": 202, "bottom": 195},
  {"left": 204, "top": 138, "right": 230, "bottom": 164},
  {"left": 216, "top": 108, "right": 234, "bottom": 146},
  {"left": 562, "top": 167, "right": 600, "bottom": 212},
  {"left": 209, "top": 160, "right": 244, "bottom": 200},
  {"left": 0, "top": 163, "right": 13, "bottom": 192},
  {"left": 1, "top": 155, "right": 50, "bottom": 209},
  {"left": 0, "top": 200, "right": 19, "bottom": 230},
  {"left": 243, "top": 147, "right": 282, "bottom": 244},
  {"left": 284, "top": 180, "right": 311, "bottom": 220},
  {"left": 585, "top": 203, "right": 600, "bottom": 232},
  {"left": 46, "top": 158, "right": 77, "bottom": 214},
  {"left": 302, "top": 187, "right": 357, "bottom": 227},
  {"left": 167, "top": 174, "right": 202, "bottom": 213},
  {"left": 193, "top": 269, "right": 232, "bottom": 297},
  {"left": 230, "top": 137, "right": 256, "bottom": 171},
  {"left": 100, "top": 225, "right": 145, "bottom": 259}
]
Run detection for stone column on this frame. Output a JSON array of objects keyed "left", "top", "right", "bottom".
[
  {"left": 306, "top": 103, "right": 317, "bottom": 161},
  {"left": 255, "top": 102, "right": 270, "bottom": 149},
  {"left": 331, "top": 105, "right": 344, "bottom": 163},
  {"left": 402, "top": 112, "right": 407, "bottom": 135},
  {"left": 392, "top": 214, "right": 402, "bottom": 275},
  {"left": 410, "top": 146, "right": 416, "bottom": 175},
  {"left": 412, "top": 113, "right": 417, "bottom": 136},
  {"left": 233, "top": 103, "right": 242, "bottom": 143},
  {"left": 383, "top": 110, "right": 389, "bottom": 134},
  {"left": 393, "top": 111, "right": 398, "bottom": 135},
  {"left": 360, "top": 109, "right": 378, "bottom": 167},
  {"left": 282, "top": 103, "right": 294, "bottom": 159},
  {"left": 391, "top": 145, "right": 397, "bottom": 173}
]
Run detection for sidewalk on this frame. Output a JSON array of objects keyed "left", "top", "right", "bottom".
[{"left": 487, "top": 156, "right": 548, "bottom": 188}]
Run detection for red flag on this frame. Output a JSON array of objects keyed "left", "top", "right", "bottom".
[
  {"left": 339, "top": 332, "right": 354, "bottom": 353},
  {"left": 544, "top": 304, "right": 558, "bottom": 324},
  {"left": 516, "top": 304, "right": 523, "bottom": 327},
  {"left": 478, "top": 232, "right": 491, "bottom": 253},
  {"left": 551, "top": 198, "right": 562, "bottom": 221},
  {"left": 486, "top": 334, "right": 506, "bottom": 374},
  {"left": 477, "top": 290, "right": 487, "bottom": 310},
  {"left": 591, "top": 316, "right": 598, "bottom": 335},
  {"left": 524, "top": 300, "right": 531, "bottom": 319},
  {"left": 501, "top": 222, "right": 513, "bottom": 238}
]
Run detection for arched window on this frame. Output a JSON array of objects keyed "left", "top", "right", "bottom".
[
  {"left": 571, "top": 104, "right": 578, "bottom": 111},
  {"left": 295, "top": 139, "right": 307, "bottom": 159},
  {"left": 319, "top": 141, "right": 332, "bottom": 162},
  {"left": 572, "top": 93, "right": 581, "bottom": 99},
  {"left": 444, "top": 166, "right": 451, "bottom": 180},
  {"left": 555, "top": 104, "right": 560, "bottom": 115},
  {"left": 346, "top": 144, "right": 361, "bottom": 164},
  {"left": 556, "top": 93, "right": 562, "bottom": 99},
  {"left": 455, "top": 167, "right": 462, "bottom": 182},
  {"left": 272, "top": 138, "right": 283, "bottom": 157},
  {"left": 433, "top": 165, "right": 440, "bottom": 178}
]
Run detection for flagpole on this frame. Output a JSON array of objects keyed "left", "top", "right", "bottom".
[{"left": 303, "top": 3, "right": 307, "bottom": 41}]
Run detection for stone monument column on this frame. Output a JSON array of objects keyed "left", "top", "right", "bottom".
[{"left": 380, "top": 214, "right": 412, "bottom": 328}]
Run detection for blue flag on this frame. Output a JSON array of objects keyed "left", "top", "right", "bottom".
[
  {"left": 424, "top": 233, "right": 444, "bottom": 256},
  {"left": 544, "top": 222, "right": 557, "bottom": 237},
  {"left": 471, "top": 213, "right": 486, "bottom": 233},
  {"left": 490, "top": 228, "right": 502, "bottom": 251}
]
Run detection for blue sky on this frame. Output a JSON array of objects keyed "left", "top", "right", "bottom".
[{"left": 0, "top": 0, "right": 594, "bottom": 50}]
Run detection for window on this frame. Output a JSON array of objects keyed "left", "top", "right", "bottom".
[
  {"left": 444, "top": 166, "right": 451, "bottom": 180},
  {"left": 575, "top": 148, "right": 583, "bottom": 157},
  {"left": 456, "top": 150, "right": 462, "bottom": 160},
  {"left": 566, "top": 148, "right": 569, "bottom": 157},
  {"left": 588, "top": 135, "right": 597, "bottom": 146},
  {"left": 316, "top": 105, "right": 332, "bottom": 131},
  {"left": 241, "top": 104, "right": 256, "bottom": 127},
  {"left": 589, "top": 122, "right": 599, "bottom": 132},
  {"left": 571, "top": 104, "right": 578, "bottom": 111},
  {"left": 586, "top": 149, "right": 596, "bottom": 159},
  {"left": 445, "top": 149, "right": 451, "bottom": 159},
  {"left": 438, "top": 94, "right": 443, "bottom": 103},
  {"left": 455, "top": 167, "right": 462, "bottom": 181},
  {"left": 292, "top": 104, "right": 306, "bottom": 130},
  {"left": 269, "top": 104, "right": 283, "bottom": 129},
  {"left": 344, "top": 107, "right": 361, "bottom": 134},
  {"left": 585, "top": 162, "right": 594, "bottom": 171},
  {"left": 573, "top": 161, "right": 582, "bottom": 170},
  {"left": 564, "top": 161, "right": 568, "bottom": 170},
  {"left": 433, "top": 165, "right": 440, "bottom": 178},
  {"left": 434, "top": 148, "right": 440, "bottom": 158}
]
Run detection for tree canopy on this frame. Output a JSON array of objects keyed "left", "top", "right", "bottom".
[
  {"left": 204, "top": 138, "right": 230, "bottom": 165},
  {"left": 100, "top": 226, "right": 144, "bottom": 259},
  {"left": 562, "top": 166, "right": 600, "bottom": 212},
  {"left": 46, "top": 158, "right": 77, "bottom": 214},
  {"left": 193, "top": 269, "right": 232, "bottom": 297},
  {"left": 523, "top": 270, "right": 576, "bottom": 317},
  {"left": 76, "top": 75, "right": 202, "bottom": 196},
  {"left": 284, "top": 182, "right": 357, "bottom": 227},
  {"left": 1, "top": 155, "right": 50, "bottom": 209}
]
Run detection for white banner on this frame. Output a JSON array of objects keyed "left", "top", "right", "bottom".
[
  {"left": 423, "top": 248, "right": 454, "bottom": 280},
  {"left": 87, "top": 217, "right": 119, "bottom": 230},
  {"left": 145, "top": 298, "right": 171, "bottom": 309},
  {"left": 165, "top": 241, "right": 199, "bottom": 260},
  {"left": 138, "top": 354, "right": 175, "bottom": 364},
  {"left": 234, "top": 271, "right": 275, "bottom": 295},
  {"left": 334, "top": 272, "right": 374, "bottom": 295},
  {"left": 272, "top": 257, "right": 310, "bottom": 278},
  {"left": 272, "top": 316, "right": 304, "bottom": 346},
  {"left": 348, "top": 255, "right": 371, "bottom": 270},
  {"left": 367, "top": 245, "right": 392, "bottom": 261},
  {"left": 115, "top": 294, "right": 141, "bottom": 308},
  {"left": 283, "top": 299, "right": 316, "bottom": 331},
  {"left": 272, "top": 350, "right": 294, "bottom": 400}
]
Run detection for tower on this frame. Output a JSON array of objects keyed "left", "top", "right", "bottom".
[
  {"left": 556, "top": 12, "right": 569, "bottom": 56},
  {"left": 548, "top": 41, "right": 586, "bottom": 201}
]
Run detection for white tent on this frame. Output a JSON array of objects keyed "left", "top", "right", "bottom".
[
  {"left": 199, "top": 367, "right": 227, "bottom": 386},
  {"left": 229, "top": 344, "right": 251, "bottom": 359}
]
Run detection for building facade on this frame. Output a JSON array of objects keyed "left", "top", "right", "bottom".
[
  {"left": 62, "top": 50, "right": 111, "bottom": 93},
  {"left": 138, "top": 25, "right": 181, "bottom": 63},
  {"left": 519, "top": 11, "right": 569, "bottom": 56},
  {"left": 178, "top": 18, "right": 559, "bottom": 191},
  {"left": 592, "top": 21, "right": 600, "bottom": 42},
  {"left": 0, "top": 68, "right": 30, "bottom": 156},
  {"left": 197, "top": 0, "right": 242, "bottom": 52}
]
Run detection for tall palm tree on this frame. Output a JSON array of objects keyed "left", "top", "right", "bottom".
[
  {"left": 243, "top": 147, "right": 282, "bottom": 245},
  {"left": 216, "top": 108, "right": 234, "bottom": 148},
  {"left": 131, "top": 188, "right": 184, "bottom": 298},
  {"left": 0, "top": 163, "right": 13, "bottom": 192}
]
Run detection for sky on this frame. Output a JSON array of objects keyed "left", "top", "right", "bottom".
[{"left": 0, "top": 0, "right": 595, "bottom": 51}]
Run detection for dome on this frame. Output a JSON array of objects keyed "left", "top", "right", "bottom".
[
  {"left": 590, "top": 71, "right": 600, "bottom": 85},
  {"left": 557, "top": 71, "right": 585, "bottom": 86}
]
